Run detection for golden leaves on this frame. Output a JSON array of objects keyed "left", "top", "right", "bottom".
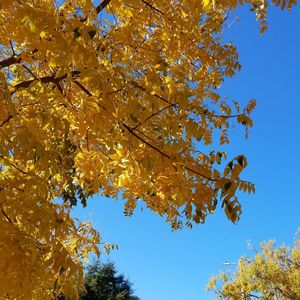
[
  {"left": 0, "top": 0, "right": 293, "bottom": 298},
  {"left": 208, "top": 239, "right": 300, "bottom": 299}
]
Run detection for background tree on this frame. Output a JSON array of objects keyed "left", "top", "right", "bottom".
[
  {"left": 207, "top": 239, "right": 300, "bottom": 299},
  {"left": 80, "top": 261, "right": 140, "bottom": 300},
  {"left": 0, "top": 0, "right": 296, "bottom": 298}
]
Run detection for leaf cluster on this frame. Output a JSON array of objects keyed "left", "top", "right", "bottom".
[
  {"left": 207, "top": 240, "right": 300, "bottom": 299},
  {"left": 0, "top": 0, "right": 296, "bottom": 298}
]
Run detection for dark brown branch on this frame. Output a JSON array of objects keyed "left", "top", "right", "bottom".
[
  {"left": 210, "top": 112, "right": 245, "bottom": 119},
  {"left": 184, "top": 165, "right": 216, "bottom": 181},
  {"left": 130, "top": 81, "right": 171, "bottom": 104},
  {"left": 8, "top": 161, "right": 27, "bottom": 175},
  {"left": 54, "top": 81, "right": 64, "bottom": 95},
  {"left": 248, "top": 294, "right": 260, "bottom": 299},
  {"left": 96, "top": 0, "right": 111, "bottom": 14},
  {"left": 132, "top": 103, "right": 177, "bottom": 129},
  {"left": 22, "top": 64, "right": 38, "bottom": 80},
  {"left": 12, "top": 70, "right": 81, "bottom": 94},
  {"left": 141, "top": 0, "right": 165, "bottom": 16},
  {"left": 0, "top": 155, "right": 27, "bottom": 175},
  {"left": 0, "top": 115, "right": 13, "bottom": 128},
  {"left": 85, "top": 127, "right": 90, "bottom": 151},
  {"left": 123, "top": 121, "right": 171, "bottom": 159},
  {"left": 0, "top": 55, "right": 22, "bottom": 69},
  {"left": 9, "top": 40, "right": 16, "bottom": 56},
  {"left": 1, "top": 207, "right": 14, "bottom": 225},
  {"left": 73, "top": 80, "right": 93, "bottom": 96},
  {"left": 122, "top": 122, "right": 217, "bottom": 181},
  {"left": 13, "top": 74, "right": 64, "bottom": 91},
  {"left": 73, "top": 80, "right": 106, "bottom": 110},
  {"left": 0, "top": 49, "right": 38, "bottom": 69},
  {"left": 134, "top": 128, "right": 158, "bottom": 144},
  {"left": 13, "top": 74, "right": 63, "bottom": 93}
]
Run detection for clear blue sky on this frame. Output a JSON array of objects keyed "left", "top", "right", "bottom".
[{"left": 73, "top": 5, "right": 300, "bottom": 300}]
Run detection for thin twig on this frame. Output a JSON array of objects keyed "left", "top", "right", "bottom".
[
  {"left": 132, "top": 103, "right": 177, "bottom": 129},
  {"left": 73, "top": 80, "right": 93, "bottom": 96},
  {"left": 0, "top": 115, "right": 13, "bottom": 128},
  {"left": 130, "top": 81, "right": 171, "bottom": 104},
  {"left": 22, "top": 64, "right": 38, "bottom": 80},
  {"left": 0, "top": 155, "right": 27, "bottom": 175},
  {"left": 1, "top": 207, "right": 14, "bottom": 225},
  {"left": 141, "top": 0, "right": 165, "bottom": 16}
]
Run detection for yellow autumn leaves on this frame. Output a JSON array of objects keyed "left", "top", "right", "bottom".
[
  {"left": 0, "top": 0, "right": 296, "bottom": 298},
  {"left": 207, "top": 240, "right": 300, "bottom": 298}
]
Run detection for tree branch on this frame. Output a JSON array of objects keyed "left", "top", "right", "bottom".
[
  {"left": 73, "top": 80, "right": 93, "bottom": 96},
  {"left": 1, "top": 207, "right": 14, "bottom": 225},
  {"left": 0, "top": 115, "right": 13, "bottom": 128},
  {"left": 130, "top": 81, "right": 171, "bottom": 104},
  {"left": 0, "top": 49, "right": 38, "bottom": 69},
  {"left": 12, "top": 70, "right": 81, "bottom": 94},
  {"left": 141, "top": 0, "right": 165, "bottom": 16},
  {"left": 248, "top": 294, "right": 260, "bottom": 299},
  {"left": 132, "top": 103, "right": 177, "bottom": 130},
  {"left": 0, "top": 155, "right": 27, "bottom": 175},
  {"left": 122, "top": 122, "right": 217, "bottom": 181},
  {"left": 73, "top": 80, "right": 106, "bottom": 110},
  {"left": 122, "top": 121, "right": 171, "bottom": 159},
  {"left": 96, "top": 0, "right": 111, "bottom": 14},
  {"left": 210, "top": 112, "right": 245, "bottom": 119},
  {"left": 0, "top": 55, "right": 22, "bottom": 69}
]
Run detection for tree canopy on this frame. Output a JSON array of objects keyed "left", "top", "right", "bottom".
[
  {"left": 79, "top": 261, "right": 139, "bottom": 300},
  {"left": 0, "top": 0, "right": 296, "bottom": 299},
  {"left": 207, "top": 239, "right": 300, "bottom": 299}
]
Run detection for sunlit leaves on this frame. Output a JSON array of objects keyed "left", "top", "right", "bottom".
[
  {"left": 0, "top": 0, "right": 295, "bottom": 298},
  {"left": 207, "top": 239, "right": 300, "bottom": 299}
]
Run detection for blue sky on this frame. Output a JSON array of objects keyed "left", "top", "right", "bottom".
[{"left": 73, "top": 5, "right": 300, "bottom": 300}]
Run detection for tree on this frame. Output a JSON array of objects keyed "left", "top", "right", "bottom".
[
  {"left": 79, "top": 261, "right": 139, "bottom": 300},
  {"left": 207, "top": 239, "right": 300, "bottom": 299},
  {"left": 0, "top": 0, "right": 296, "bottom": 298}
]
